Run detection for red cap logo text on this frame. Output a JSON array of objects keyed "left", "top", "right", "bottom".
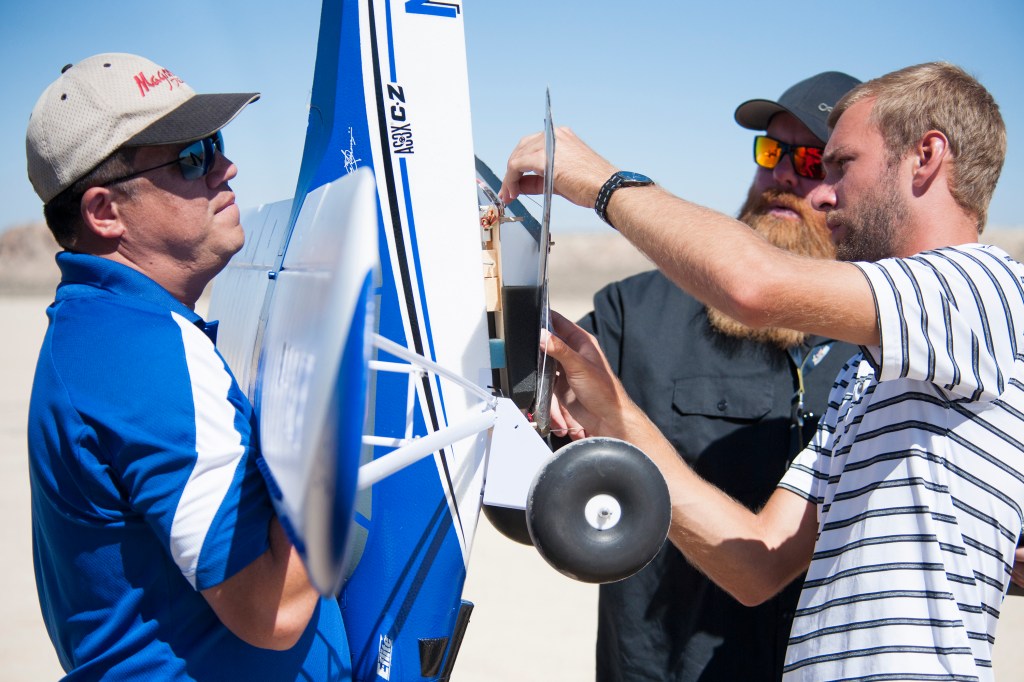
[{"left": 134, "top": 68, "right": 185, "bottom": 97}]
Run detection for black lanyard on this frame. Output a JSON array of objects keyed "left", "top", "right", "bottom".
[{"left": 787, "top": 341, "right": 835, "bottom": 459}]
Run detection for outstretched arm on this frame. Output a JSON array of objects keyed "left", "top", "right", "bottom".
[
  {"left": 502, "top": 128, "right": 879, "bottom": 347},
  {"left": 544, "top": 311, "right": 818, "bottom": 605}
]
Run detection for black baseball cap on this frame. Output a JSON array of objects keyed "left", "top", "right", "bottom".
[{"left": 734, "top": 71, "right": 861, "bottom": 145}]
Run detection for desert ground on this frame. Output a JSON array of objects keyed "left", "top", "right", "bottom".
[{"left": 3, "top": 224, "right": 1024, "bottom": 680}]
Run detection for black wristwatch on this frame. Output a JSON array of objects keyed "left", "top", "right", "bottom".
[{"left": 595, "top": 171, "right": 654, "bottom": 227}]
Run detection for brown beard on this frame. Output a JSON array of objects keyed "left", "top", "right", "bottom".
[
  {"left": 706, "top": 187, "right": 835, "bottom": 349},
  {"left": 830, "top": 163, "right": 907, "bottom": 263}
]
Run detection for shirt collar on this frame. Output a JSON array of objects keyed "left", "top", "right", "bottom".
[{"left": 54, "top": 252, "right": 207, "bottom": 330}]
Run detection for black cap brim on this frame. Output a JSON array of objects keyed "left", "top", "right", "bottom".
[
  {"left": 733, "top": 72, "right": 861, "bottom": 144},
  {"left": 125, "top": 92, "right": 260, "bottom": 146},
  {"left": 735, "top": 99, "right": 787, "bottom": 134},
  {"left": 734, "top": 98, "right": 830, "bottom": 144}
]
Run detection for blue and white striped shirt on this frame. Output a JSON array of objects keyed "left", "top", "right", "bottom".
[{"left": 780, "top": 244, "right": 1024, "bottom": 681}]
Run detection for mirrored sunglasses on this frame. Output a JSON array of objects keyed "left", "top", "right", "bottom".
[
  {"left": 102, "top": 131, "right": 225, "bottom": 187},
  {"left": 753, "top": 135, "right": 824, "bottom": 181}
]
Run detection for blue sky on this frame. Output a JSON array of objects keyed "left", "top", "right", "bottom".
[{"left": 2, "top": 0, "right": 1022, "bottom": 233}]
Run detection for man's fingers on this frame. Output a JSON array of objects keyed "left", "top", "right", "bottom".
[
  {"left": 540, "top": 324, "right": 585, "bottom": 376},
  {"left": 548, "top": 310, "right": 605, "bottom": 361},
  {"left": 548, "top": 309, "right": 584, "bottom": 344},
  {"left": 501, "top": 174, "right": 546, "bottom": 203},
  {"left": 499, "top": 131, "right": 547, "bottom": 203},
  {"left": 502, "top": 127, "right": 617, "bottom": 209},
  {"left": 548, "top": 393, "right": 570, "bottom": 437},
  {"left": 498, "top": 178, "right": 519, "bottom": 205},
  {"left": 548, "top": 390, "right": 589, "bottom": 441},
  {"left": 497, "top": 174, "right": 544, "bottom": 202},
  {"left": 559, "top": 403, "right": 588, "bottom": 441}
]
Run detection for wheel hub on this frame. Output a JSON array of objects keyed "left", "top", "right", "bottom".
[{"left": 584, "top": 494, "right": 622, "bottom": 530}]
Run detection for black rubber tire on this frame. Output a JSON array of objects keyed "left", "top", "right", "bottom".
[
  {"left": 482, "top": 503, "right": 533, "bottom": 546},
  {"left": 526, "top": 437, "right": 670, "bottom": 583}
]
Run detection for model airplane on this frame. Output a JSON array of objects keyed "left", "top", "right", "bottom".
[{"left": 207, "top": 1, "right": 671, "bottom": 679}]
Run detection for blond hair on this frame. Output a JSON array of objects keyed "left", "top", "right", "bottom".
[{"left": 829, "top": 62, "right": 1005, "bottom": 231}]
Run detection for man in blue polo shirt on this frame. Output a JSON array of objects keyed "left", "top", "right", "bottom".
[{"left": 25, "top": 53, "right": 350, "bottom": 680}]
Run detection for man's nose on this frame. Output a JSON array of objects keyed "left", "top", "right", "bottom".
[
  {"left": 771, "top": 152, "right": 799, "bottom": 189},
  {"left": 207, "top": 151, "right": 237, "bottom": 187},
  {"left": 808, "top": 180, "right": 835, "bottom": 212}
]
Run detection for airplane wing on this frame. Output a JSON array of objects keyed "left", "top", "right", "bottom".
[{"left": 209, "top": 1, "right": 671, "bottom": 680}]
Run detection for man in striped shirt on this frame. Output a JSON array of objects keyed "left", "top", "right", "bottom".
[
  {"left": 501, "top": 62, "right": 1022, "bottom": 680},
  {"left": 586, "top": 72, "right": 860, "bottom": 682}
]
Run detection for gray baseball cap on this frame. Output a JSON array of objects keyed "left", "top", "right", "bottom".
[
  {"left": 734, "top": 71, "right": 861, "bottom": 144},
  {"left": 26, "top": 53, "right": 259, "bottom": 203}
]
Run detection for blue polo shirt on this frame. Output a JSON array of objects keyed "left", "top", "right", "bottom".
[{"left": 28, "top": 252, "right": 350, "bottom": 680}]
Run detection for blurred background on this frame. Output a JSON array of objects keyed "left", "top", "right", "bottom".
[
  {"left": 2, "top": 0, "right": 1022, "bottom": 236},
  {"left": 2, "top": 2, "right": 1023, "bottom": 680}
]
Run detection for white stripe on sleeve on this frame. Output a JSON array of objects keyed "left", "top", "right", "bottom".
[{"left": 169, "top": 312, "right": 246, "bottom": 589}]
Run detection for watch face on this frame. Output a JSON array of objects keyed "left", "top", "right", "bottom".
[{"left": 619, "top": 171, "right": 653, "bottom": 184}]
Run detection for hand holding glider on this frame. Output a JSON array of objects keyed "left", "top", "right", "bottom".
[
  {"left": 499, "top": 127, "right": 617, "bottom": 209},
  {"left": 541, "top": 311, "right": 646, "bottom": 442}
]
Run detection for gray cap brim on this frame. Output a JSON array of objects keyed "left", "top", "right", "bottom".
[{"left": 125, "top": 92, "right": 260, "bottom": 147}]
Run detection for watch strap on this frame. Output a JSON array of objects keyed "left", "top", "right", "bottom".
[{"left": 595, "top": 171, "right": 653, "bottom": 227}]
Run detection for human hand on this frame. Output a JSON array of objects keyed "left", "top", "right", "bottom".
[
  {"left": 541, "top": 310, "right": 639, "bottom": 441},
  {"left": 1012, "top": 545, "right": 1024, "bottom": 588},
  {"left": 547, "top": 391, "right": 589, "bottom": 440},
  {"left": 499, "top": 127, "right": 618, "bottom": 209}
]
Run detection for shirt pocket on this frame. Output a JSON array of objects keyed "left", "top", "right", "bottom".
[
  {"left": 672, "top": 375, "right": 774, "bottom": 421},
  {"left": 668, "top": 376, "right": 780, "bottom": 506}
]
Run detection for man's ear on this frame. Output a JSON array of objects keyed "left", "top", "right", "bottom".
[
  {"left": 911, "top": 130, "right": 950, "bottom": 192},
  {"left": 80, "top": 186, "right": 126, "bottom": 240}
]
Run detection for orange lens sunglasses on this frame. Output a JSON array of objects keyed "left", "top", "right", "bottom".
[{"left": 753, "top": 135, "right": 825, "bottom": 180}]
